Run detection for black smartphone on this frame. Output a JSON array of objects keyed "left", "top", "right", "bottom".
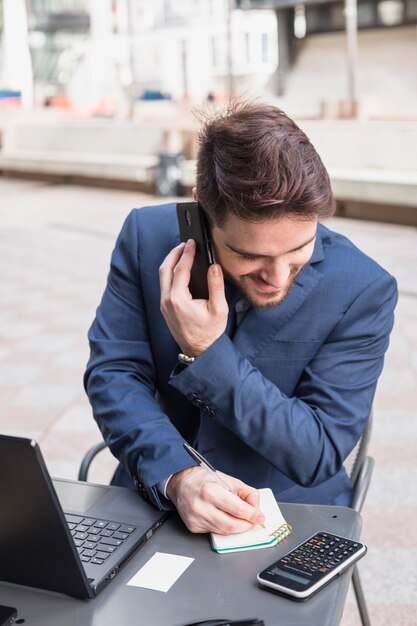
[
  {"left": 257, "top": 531, "right": 367, "bottom": 601},
  {"left": 176, "top": 201, "right": 215, "bottom": 299},
  {"left": 0, "top": 605, "right": 17, "bottom": 626}
]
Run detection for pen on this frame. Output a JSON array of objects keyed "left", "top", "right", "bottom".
[{"left": 183, "top": 442, "right": 234, "bottom": 492}]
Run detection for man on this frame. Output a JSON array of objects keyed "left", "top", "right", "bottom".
[{"left": 84, "top": 101, "right": 397, "bottom": 535}]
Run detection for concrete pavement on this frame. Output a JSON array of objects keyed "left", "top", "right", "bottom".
[{"left": 1, "top": 178, "right": 416, "bottom": 624}]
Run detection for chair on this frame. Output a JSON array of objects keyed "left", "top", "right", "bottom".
[
  {"left": 344, "top": 409, "right": 374, "bottom": 626},
  {"left": 78, "top": 411, "right": 374, "bottom": 626},
  {"left": 78, "top": 440, "right": 107, "bottom": 482}
]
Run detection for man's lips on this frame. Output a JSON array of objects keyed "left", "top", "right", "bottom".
[{"left": 247, "top": 274, "right": 281, "bottom": 293}]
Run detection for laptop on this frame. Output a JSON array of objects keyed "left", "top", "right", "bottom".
[{"left": 0, "top": 434, "right": 168, "bottom": 599}]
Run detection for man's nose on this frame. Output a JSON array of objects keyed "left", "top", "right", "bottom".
[{"left": 261, "top": 258, "right": 291, "bottom": 288}]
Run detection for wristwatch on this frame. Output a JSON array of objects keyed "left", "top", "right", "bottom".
[{"left": 178, "top": 352, "right": 196, "bottom": 365}]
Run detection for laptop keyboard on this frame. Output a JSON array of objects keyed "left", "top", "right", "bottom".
[{"left": 65, "top": 513, "right": 137, "bottom": 565}]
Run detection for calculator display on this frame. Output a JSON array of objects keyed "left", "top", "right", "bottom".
[{"left": 270, "top": 568, "right": 310, "bottom": 585}]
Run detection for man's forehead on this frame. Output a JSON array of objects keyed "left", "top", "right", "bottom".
[
  {"left": 218, "top": 212, "right": 317, "bottom": 230},
  {"left": 214, "top": 214, "right": 317, "bottom": 254}
]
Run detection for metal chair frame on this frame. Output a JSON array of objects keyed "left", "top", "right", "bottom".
[
  {"left": 78, "top": 440, "right": 107, "bottom": 482},
  {"left": 345, "top": 409, "right": 374, "bottom": 626}
]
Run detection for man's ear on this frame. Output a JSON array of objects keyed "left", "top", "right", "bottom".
[{"left": 192, "top": 187, "right": 198, "bottom": 201}]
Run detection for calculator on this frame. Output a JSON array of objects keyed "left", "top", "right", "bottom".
[{"left": 257, "top": 531, "right": 367, "bottom": 600}]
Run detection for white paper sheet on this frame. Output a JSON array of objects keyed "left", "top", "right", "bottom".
[{"left": 127, "top": 551, "right": 194, "bottom": 592}]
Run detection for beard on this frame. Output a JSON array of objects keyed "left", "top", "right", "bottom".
[{"left": 223, "top": 265, "right": 300, "bottom": 309}]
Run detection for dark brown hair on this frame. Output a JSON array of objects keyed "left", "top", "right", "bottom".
[{"left": 196, "top": 100, "right": 335, "bottom": 226}]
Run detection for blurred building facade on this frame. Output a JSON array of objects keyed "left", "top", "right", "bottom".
[
  {"left": 116, "top": 0, "right": 278, "bottom": 103},
  {"left": 0, "top": 0, "right": 278, "bottom": 111},
  {"left": 0, "top": 0, "right": 416, "bottom": 116},
  {"left": 243, "top": 0, "right": 417, "bottom": 117}
]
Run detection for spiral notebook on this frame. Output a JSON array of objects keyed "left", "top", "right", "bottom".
[{"left": 210, "top": 488, "right": 292, "bottom": 554}]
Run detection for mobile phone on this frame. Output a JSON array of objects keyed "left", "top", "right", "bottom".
[
  {"left": 0, "top": 605, "right": 17, "bottom": 626},
  {"left": 176, "top": 201, "right": 215, "bottom": 299},
  {"left": 257, "top": 531, "right": 367, "bottom": 601}
]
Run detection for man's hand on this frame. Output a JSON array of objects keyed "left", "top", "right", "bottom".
[
  {"left": 159, "top": 240, "right": 229, "bottom": 356},
  {"left": 166, "top": 466, "right": 265, "bottom": 534}
]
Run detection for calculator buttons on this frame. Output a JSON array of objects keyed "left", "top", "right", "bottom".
[{"left": 276, "top": 533, "right": 363, "bottom": 577}]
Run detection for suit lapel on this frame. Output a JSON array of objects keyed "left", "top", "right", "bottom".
[{"left": 232, "top": 229, "right": 324, "bottom": 360}]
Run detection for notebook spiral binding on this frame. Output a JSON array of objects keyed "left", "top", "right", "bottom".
[{"left": 268, "top": 523, "right": 292, "bottom": 541}]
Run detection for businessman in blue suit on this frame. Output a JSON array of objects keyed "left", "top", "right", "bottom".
[{"left": 85, "top": 101, "right": 397, "bottom": 535}]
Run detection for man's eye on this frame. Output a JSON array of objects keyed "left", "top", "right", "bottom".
[{"left": 239, "top": 253, "right": 258, "bottom": 261}]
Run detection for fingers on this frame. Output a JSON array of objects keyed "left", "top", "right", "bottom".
[
  {"left": 160, "top": 241, "right": 227, "bottom": 311},
  {"left": 171, "top": 239, "right": 197, "bottom": 294},
  {"left": 242, "top": 489, "right": 262, "bottom": 511},
  {"left": 232, "top": 479, "right": 262, "bottom": 511},
  {"left": 169, "top": 466, "right": 265, "bottom": 535},
  {"left": 159, "top": 242, "right": 186, "bottom": 299},
  {"left": 182, "top": 492, "right": 256, "bottom": 535},
  {"left": 207, "top": 264, "right": 227, "bottom": 314},
  {"left": 160, "top": 239, "right": 198, "bottom": 301},
  {"left": 183, "top": 484, "right": 260, "bottom": 535},
  {"left": 215, "top": 482, "right": 264, "bottom": 527}
]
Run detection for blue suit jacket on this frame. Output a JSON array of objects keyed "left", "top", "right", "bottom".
[{"left": 84, "top": 204, "right": 397, "bottom": 509}]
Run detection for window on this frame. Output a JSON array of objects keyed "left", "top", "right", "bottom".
[
  {"left": 261, "top": 32, "right": 269, "bottom": 63},
  {"left": 245, "top": 32, "right": 251, "bottom": 63},
  {"left": 294, "top": 5, "right": 307, "bottom": 39},
  {"left": 406, "top": 0, "right": 417, "bottom": 18},
  {"left": 378, "top": 0, "right": 404, "bottom": 24},
  {"left": 304, "top": 0, "right": 415, "bottom": 34},
  {"left": 211, "top": 36, "right": 218, "bottom": 66},
  {"left": 357, "top": 2, "right": 377, "bottom": 26}
]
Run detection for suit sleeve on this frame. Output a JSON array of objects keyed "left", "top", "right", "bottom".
[
  {"left": 84, "top": 210, "right": 194, "bottom": 508},
  {"left": 169, "top": 272, "right": 398, "bottom": 487}
]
